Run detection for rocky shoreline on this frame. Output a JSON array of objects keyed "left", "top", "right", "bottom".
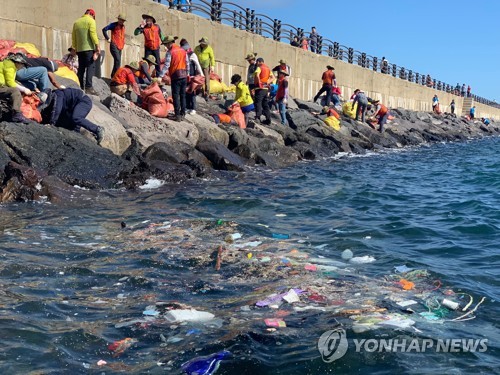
[{"left": 0, "top": 77, "right": 498, "bottom": 203}]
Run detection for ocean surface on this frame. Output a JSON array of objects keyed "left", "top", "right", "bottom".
[{"left": 1, "top": 137, "right": 499, "bottom": 374}]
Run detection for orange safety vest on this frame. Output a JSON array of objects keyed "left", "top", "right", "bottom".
[
  {"left": 135, "top": 60, "right": 149, "bottom": 79},
  {"left": 111, "top": 24, "right": 126, "bottom": 50},
  {"left": 144, "top": 24, "right": 161, "bottom": 50},
  {"left": 169, "top": 44, "right": 187, "bottom": 77},
  {"left": 112, "top": 67, "right": 136, "bottom": 85},
  {"left": 377, "top": 104, "right": 388, "bottom": 116},
  {"left": 254, "top": 63, "right": 271, "bottom": 89}
]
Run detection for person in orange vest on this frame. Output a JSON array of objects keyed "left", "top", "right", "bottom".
[
  {"left": 102, "top": 14, "right": 127, "bottom": 78},
  {"left": 159, "top": 35, "right": 190, "bottom": 122},
  {"left": 370, "top": 100, "right": 389, "bottom": 133},
  {"left": 136, "top": 55, "right": 159, "bottom": 85},
  {"left": 134, "top": 13, "right": 164, "bottom": 77},
  {"left": 110, "top": 61, "right": 141, "bottom": 100},
  {"left": 313, "top": 65, "right": 336, "bottom": 105},
  {"left": 253, "top": 57, "right": 273, "bottom": 125}
]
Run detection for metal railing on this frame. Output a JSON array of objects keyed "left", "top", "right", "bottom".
[{"left": 159, "top": 0, "right": 497, "bottom": 108}]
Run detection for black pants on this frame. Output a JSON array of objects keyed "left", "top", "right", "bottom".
[
  {"left": 77, "top": 50, "right": 95, "bottom": 89},
  {"left": 110, "top": 43, "right": 122, "bottom": 78},
  {"left": 144, "top": 48, "right": 162, "bottom": 77},
  {"left": 186, "top": 91, "right": 196, "bottom": 110},
  {"left": 314, "top": 83, "right": 332, "bottom": 105},
  {"left": 355, "top": 102, "right": 367, "bottom": 122},
  {"left": 172, "top": 78, "right": 187, "bottom": 117},
  {"left": 72, "top": 95, "right": 99, "bottom": 134},
  {"left": 254, "top": 88, "right": 271, "bottom": 121}
]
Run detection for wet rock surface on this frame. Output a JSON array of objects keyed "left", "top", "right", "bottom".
[{"left": 0, "top": 77, "right": 498, "bottom": 202}]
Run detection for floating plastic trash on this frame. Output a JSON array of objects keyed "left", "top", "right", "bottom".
[
  {"left": 419, "top": 312, "right": 441, "bottom": 321},
  {"left": 341, "top": 249, "right": 353, "bottom": 260},
  {"left": 272, "top": 233, "right": 290, "bottom": 239},
  {"left": 395, "top": 265, "right": 414, "bottom": 273},
  {"left": 164, "top": 309, "right": 215, "bottom": 323},
  {"left": 396, "top": 300, "right": 418, "bottom": 307},
  {"left": 350, "top": 255, "right": 376, "bottom": 264},
  {"left": 264, "top": 318, "right": 286, "bottom": 328},
  {"left": 181, "top": 350, "right": 231, "bottom": 375},
  {"left": 282, "top": 289, "right": 300, "bottom": 303},
  {"left": 442, "top": 299, "right": 459, "bottom": 310},
  {"left": 398, "top": 279, "right": 415, "bottom": 290},
  {"left": 108, "top": 338, "right": 137, "bottom": 357},
  {"left": 275, "top": 214, "right": 287, "bottom": 217}
]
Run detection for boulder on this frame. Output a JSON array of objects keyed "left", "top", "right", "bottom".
[
  {"left": 0, "top": 161, "right": 44, "bottom": 203},
  {"left": 189, "top": 113, "right": 230, "bottom": 146},
  {"left": 252, "top": 124, "right": 285, "bottom": 145},
  {"left": 142, "top": 159, "right": 195, "bottom": 182},
  {"left": 196, "top": 140, "right": 249, "bottom": 171},
  {"left": 106, "top": 94, "right": 199, "bottom": 151},
  {"left": 143, "top": 142, "right": 212, "bottom": 168},
  {"left": 287, "top": 110, "right": 325, "bottom": 132},
  {"left": 87, "top": 98, "right": 131, "bottom": 155},
  {"left": 294, "top": 98, "right": 323, "bottom": 112},
  {"left": 91, "top": 77, "right": 112, "bottom": 102}
]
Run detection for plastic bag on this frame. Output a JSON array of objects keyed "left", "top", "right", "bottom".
[
  {"left": 187, "top": 74, "right": 205, "bottom": 94},
  {"left": 342, "top": 102, "right": 357, "bottom": 119},
  {"left": 228, "top": 102, "right": 246, "bottom": 129},
  {"left": 141, "top": 82, "right": 169, "bottom": 117},
  {"left": 324, "top": 116, "right": 340, "bottom": 131},
  {"left": 54, "top": 65, "right": 79, "bottom": 84},
  {"left": 20, "top": 95, "right": 42, "bottom": 123},
  {"left": 14, "top": 42, "right": 41, "bottom": 57},
  {"left": 181, "top": 351, "right": 230, "bottom": 375}
]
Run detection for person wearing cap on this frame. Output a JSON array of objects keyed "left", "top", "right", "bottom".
[
  {"left": 23, "top": 56, "right": 63, "bottom": 89},
  {"left": 102, "top": 14, "right": 127, "bottom": 78},
  {"left": 40, "top": 88, "right": 104, "bottom": 144},
  {"left": 230, "top": 74, "right": 254, "bottom": 127},
  {"left": 180, "top": 38, "right": 204, "bottom": 114},
  {"left": 313, "top": 65, "right": 336, "bottom": 106},
  {"left": 134, "top": 13, "right": 164, "bottom": 77},
  {"left": 253, "top": 57, "right": 273, "bottom": 125},
  {"left": 0, "top": 57, "right": 32, "bottom": 123},
  {"left": 369, "top": 99, "right": 389, "bottom": 133},
  {"left": 9, "top": 54, "right": 51, "bottom": 96},
  {"left": 62, "top": 47, "right": 79, "bottom": 74},
  {"left": 159, "top": 36, "right": 190, "bottom": 121},
  {"left": 245, "top": 53, "right": 258, "bottom": 91},
  {"left": 110, "top": 62, "right": 141, "bottom": 100},
  {"left": 135, "top": 55, "right": 159, "bottom": 86},
  {"left": 72, "top": 9, "right": 100, "bottom": 95},
  {"left": 275, "top": 70, "right": 289, "bottom": 126},
  {"left": 272, "top": 59, "right": 291, "bottom": 78},
  {"left": 194, "top": 37, "right": 215, "bottom": 100},
  {"left": 352, "top": 89, "right": 369, "bottom": 122}
]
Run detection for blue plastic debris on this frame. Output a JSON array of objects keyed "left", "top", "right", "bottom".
[
  {"left": 272, "top": 233, "right": 290, "bottom": 239},
  {"left": 181, "top": 350, "right": 231, "bottom": 375}
]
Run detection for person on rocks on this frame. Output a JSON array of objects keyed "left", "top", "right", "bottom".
[
  {"left": 180, "top": 38, "right": 204, "bottom": 115},
  {"left": 72, "top": 8, "right": 100, "bottom": 95},
  {"left": 469, "top": 106, "right": 475, "bottom": 119},
  {"left": 481, "top": 117, "right": 490, "bottom": 126},
  {"left": 450, "top": 99, "right": 455, "bottom": 115},
  {"left": 352, "top": 89, "right": 368, "bottom": 122},
  {"left": 102, "top": 13, "right": 127, "bottom": 78},
  {"left": 62, "top": 47, "right": 79, "bottom": 74},
  {"left": 22, "top": 55, "right": 64, "bottom": 89},
  {"left": 245, "top": 53, "right": 258, "bottom": 91},
  {"left": 194, "top": 37, "right": 215, "bottom": 100},
  {"left": 272, "top": 59, "right": 291, "bottom": 77},
  {"left": 275, "top": 70, "right": 289, "bottom": 126},
  {"left": 432, "top": 94, "right": 439, "bottom": 112},
  {"left": 159, "top": 35, "right": 189, "bottom": 122},
  {"left": 134, "top": 13, "right": 164, "bottom": 78},
  {"left": 8, "top": 53, "right": 50, "bottom": 103},
  {"left": 230, "top": 74, "right": 254, "bottom": 127},
  {"left": 40, "top": 88, "right": 105, "bottom": 144},
  {"left": 0, "top": 58, "right": 32, "bottom": 123},
  {"left": 136, "top": 55, "right": 159, "bottom": 85},
  {"left": 110, "top": 61, "right": 141, "bottom": 100},
  {"left": 253, "top": 57, "right": 273, "bottom": 125},
  {"left": 313, "top": 65, "right": 336, "bottom": 105},
  {"left": 370, "top": 99, "right": 389, "bottom": 133}
]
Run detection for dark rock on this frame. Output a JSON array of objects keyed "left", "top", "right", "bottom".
[
  {"left": 143, "top": 159, "right": 195, "bottom": 182},
  {"left": 91, "top": 77, "right": 112, "bottom": 102},
  {"left": 143, "top": 142, "right": 212, "bottom": 168},
  {"left": 287, "top": 110, "right": 324, "bottom": 131},
  {"left": 293, "top": 98, "right": 323, "bottom": 112},
  {"left": 0, "top": 161, "right": 44, "bottom": 202},
  {"left": 196, "top": 140, "right": 249, "bottom": 171}
]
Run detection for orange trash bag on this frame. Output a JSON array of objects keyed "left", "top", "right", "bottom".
[
  {"left": 228, "top": 102, "right": 246, "bottom": 129},
  {"left": 20, "top": 95, "right": 42, "bottom": 123},
  {"left": 210, "top": 72, "right": 222, "bottom": 82},
  {"left": 141, "top": 82, "right": 168, "bottom": 118},
  {"left": 187, "top": 74, "right": 205, "bottom": 94}
]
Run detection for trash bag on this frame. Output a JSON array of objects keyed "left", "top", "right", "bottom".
[
  {"left": 141, "top": 82, "right": 169, "bottom": 118},
  {"left": 342, "top": 101, "right": 357, "bottom": 119},
  {"left": 20, "top": 95, "right": 42, "bottom": 123},
  {"left": 181, "top": 350, "right": 231, "bottom": 375},
  {"left": 228, "top": 102, "right": 246, "bottom": 129},
  {"left": 54, "top": 65, "right": 79, "bottom": 84},
  {"left": 324, "top": 116, "right": 340, "bottom": 131},
  {"left": 210, "top": 72, "right": 222, "bottom": 82},
  {"left": 14, "top": 42, "right": 41, "bottom": 57},
  {"left": 187, "top": 74, "right": 205, "bottom": 94}
]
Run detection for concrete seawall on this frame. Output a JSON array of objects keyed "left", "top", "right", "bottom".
[{"left": 1, "top": 0, "right": 499, "bottom": 121}]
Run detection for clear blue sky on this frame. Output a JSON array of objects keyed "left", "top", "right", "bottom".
[{"left": 205, "top": 0, "right": 499, "bottom": 102}]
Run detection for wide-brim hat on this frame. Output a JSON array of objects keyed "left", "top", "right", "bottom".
[
  {"left": 245, "top": 53, "right": 257, "bottom": 61},
  {"left": 279, "top": 59, "right": 286, "bottom": 64},
  {"left": 142, "top": 13, "right": 156, "bottom": 23},
  {"left": 143, "top": 55, "right": 159, "bottom": 66},
  {"left": 127, "top": 61, "right": 140, "bottom": 70},
  {"left": 278, "top": 70, "right": 289, "bottom": 76},
  {"left": 162, "top": 35, "right": 178, "bottom": 45},
  {"left": 199, "top": 36, "right": 209, "bottom": 44},
  {"left": 326, "top": 65, "right": 335, "bottom": 70},
  {"left": 117, "top": 13, "right": 127, "bottom": 21}
]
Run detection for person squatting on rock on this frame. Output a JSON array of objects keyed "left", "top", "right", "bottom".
[
  {"left": 7, "top": 53, "right": 50, "bottom": 103},
  {"left": 230, "top": 74, "right": 254, "bottom": 127},
  {"left": 0, "top": 57, "right": 32, "bottom": 123},
  {"left": 134, "top": 13, "right": 164, "bottom": 78},
  {"left": 23, "top": 55, "right": 63, "bottom": 89},
  {"left": 194, "top": 37, "right": 214, "bottom": 101},
  {"left": 180, "top": 38, "right": 204, "bottom": 114},
  {"left": 72, "top": 8, "right": 100, "bottom": 95},
  {"left": 136, "top": 56, "right": 159, "bottom": 86},
  {"left": 110, "top": 62, "right": 141, "bottom": 100},
  {"left": 62, "top": 47, "right": 79, "bottom": 75},
  {"left": 352, "top": 89, "right": 368, "bottom": 122},
  {"left": 313, "top": 65, "right": 336, "bottom": 106},
  {"left": 252, "top": 57, "right": 273, "bottom": 125},
  {"left": 40, "top": 88, "right": 104, "bottom": 144},
  {"left": 275, "top": 70, "right": 289, "bottom": 126},
  {"left": 102, "top": 13, "right": 127, "bottom": 78},
  {"left": 159, "top": 35, "right": 189, "bottom": 122},
  {"left": 370, "top": 99, "right": 389, "bottom": 133}
]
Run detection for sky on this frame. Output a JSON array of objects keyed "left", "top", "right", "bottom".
[{"left": 196, "top": 0, "right": 499, "bottom": 102}]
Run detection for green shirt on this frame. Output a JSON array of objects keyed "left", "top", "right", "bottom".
[
  {"left": 194, "top": 45, "right": 215, "bottom": 69},
  {"left": 72, "top": 15, "right": 99, "bottom": 52}
]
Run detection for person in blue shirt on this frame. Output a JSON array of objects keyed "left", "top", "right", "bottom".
[{"left": 469, "top": 106, "right": 475, "bottom": 119}]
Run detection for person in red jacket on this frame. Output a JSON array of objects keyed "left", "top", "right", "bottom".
[
  {"left": 103, "top": 14, "right": 127, "bottom": 78},
  {"left": 313, "top": 65, "right": 336, "bottom": 105},
  {"left": 110, "top": 61, "right": 141, "bottom": 100},
  {"left": 134, "top": 13, "right": 164, "bottom": 77},
  {"left": 159, "top": 35, "right": 190, "bottom": 121}
]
